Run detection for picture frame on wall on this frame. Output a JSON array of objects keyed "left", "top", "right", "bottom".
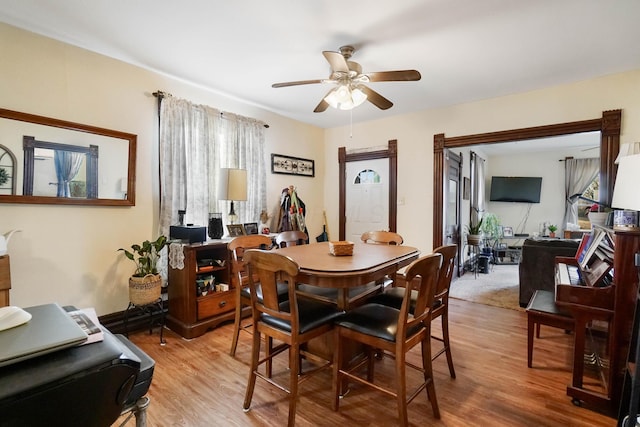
[
  {"left": 243, "top": 222, "right": 258, "bottom": 235},
  {"left": 227, "top": 224, "right": 246, "bottom": 237},
  {"left": 271, "top": 153, "right": 315, "bottom": 177},
  {"left": 463, "top": 177, "right": 470, "bottom": 200}
]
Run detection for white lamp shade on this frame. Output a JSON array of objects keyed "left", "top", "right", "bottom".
[
  {"left": 218, "top": 168, "right": 247, "bottom": 201},
  {"left": 612, "top": 153, "right": 640, "bottom": 211}
]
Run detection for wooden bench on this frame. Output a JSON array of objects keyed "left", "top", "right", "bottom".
[{"left": 526, "top": 289, "right": 574, "bottom": 368}]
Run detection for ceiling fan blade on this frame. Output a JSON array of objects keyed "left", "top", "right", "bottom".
[
  {"left": 322, "top": 51, "right": 349, "bottom": 73},
  {"left": 272, "top": 79, "right": 323, "bottom": 88},
  {"left": 366, "top": 70, "right": 421, "bottom": 82},
  {"left": 360, "top": 86, "right": 393, "bottom": 110},
  {"left": 313, "top": 89, "right": 333, "bottom": 113}
]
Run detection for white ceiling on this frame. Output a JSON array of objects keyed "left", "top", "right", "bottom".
[{"left": 1, "top": 0, "right": 639, "bottom": 129}]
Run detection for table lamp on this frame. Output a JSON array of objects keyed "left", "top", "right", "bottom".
[
  {"left": 218, "top": 168, "right": 247, "bottom": 224},
  {"left": 611, "top": 153, "right": 640, "bottom": 230}
]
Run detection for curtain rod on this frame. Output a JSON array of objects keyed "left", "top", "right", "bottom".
[{"left": 153, "top": 90, "right": 269, "bottom": 128}]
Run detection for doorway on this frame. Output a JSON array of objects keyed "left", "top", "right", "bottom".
[
  {"left": 445, "top": 150, "right": 462, "bottom": 277},
  {"left": 338, "top": 140, "right": 397, "bottom": 240}
]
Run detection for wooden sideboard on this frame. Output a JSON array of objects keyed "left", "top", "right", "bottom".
[
  {"left": 166, "top": 241, "right": 236, "bottom": 339},
  {"left": 0, "top": 255, "right": 10, "bottom": 307}
]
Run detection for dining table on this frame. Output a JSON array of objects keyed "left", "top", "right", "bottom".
[
  {"left": 275, "top": 240, "right": 420, "bottom": 376},
  {"left": 275, "top": 241, "right": 420, "bottom": 310}
]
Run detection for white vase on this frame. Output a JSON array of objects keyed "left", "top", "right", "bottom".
[{"left": 588, "top": 212, "right": 609, "bottom": 228}]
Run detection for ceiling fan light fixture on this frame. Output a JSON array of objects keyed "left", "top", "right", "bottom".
[{"left": 324, "top": 85, "right": 367, "bottom": 110}]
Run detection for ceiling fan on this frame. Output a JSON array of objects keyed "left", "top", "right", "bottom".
[{"left": 272, "top": 45, "right": 421, "bottom": 113}]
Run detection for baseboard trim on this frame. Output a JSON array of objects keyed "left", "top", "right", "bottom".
[{"left": 99, "top": 297, "right": 167, "bottom": 335}]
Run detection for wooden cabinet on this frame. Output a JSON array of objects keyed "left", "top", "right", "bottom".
[
  {"left": 0, "top": 255, "right": 10, "bottom": 307},
  {"left": 166, "top": 241, "right": 235, "bottom": 339}
]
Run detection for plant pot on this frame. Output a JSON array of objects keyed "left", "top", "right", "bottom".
[
  {"left": 588, "top": 211, "right": 609, "bottom": 228},
  {"left": 467, "top": 234, "right": 482, "bottom": 246},
  {"left": 129, "top": 274, "right": 162, "bottom": 305},
  {"left": 549, "top": 232, "right": 556, "bottom": 238}
]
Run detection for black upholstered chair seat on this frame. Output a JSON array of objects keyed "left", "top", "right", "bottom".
[
  {"left": 241, "top": 282, "right": 289, "bottom": 303},
  {"left": 334, "top": 303, "right": 423, "bottom": 342},
  {"left": 368, "top": 288, "right": 443, "bottom": 314},
  {"left": 261, "top": 298, "right": 344, "bottom": 334}
]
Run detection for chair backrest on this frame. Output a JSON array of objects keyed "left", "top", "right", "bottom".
[
  {"left": 398, "top": 253, "right": 442, "bottom": 338},
  {"left": 228, "top": 235, "right": 274, "bottom": 287},
  {"left": 433, "top": 244, "right": 457, "bottom": 300},
  {"left": 243, "top": 249, "right": 300, "bottom": 328},
  {"left": 360, "top": 231, "right": 403, "bottom": 245},
  {"left": 275, "top": 230, "right": 308, "bottom": 248}
]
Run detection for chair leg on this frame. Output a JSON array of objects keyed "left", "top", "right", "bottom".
[
  {"left": 527, "top": 315, "right": 535, "bottom": 368},
  {"left": 266, "top": 336, "right": 273, "bottom": 378},
  {"left": 332, "top": 330, "right": 343, "bottom": 411},
  {"left": 421, "top": 339, "right": 440, "bottom": 419},
  {"left": 288, "top": 343, "right": 300, "bottom": 427},
  {"left": 230, "top": 290, "right": 244, "bottom": 357},
  {"left": 243, "top": 329, "right": 261, "bottom": 412},
  {"left": 395, "top": 350, "right": 409, "bottom": 426},
  {"left": 440, "top": 310, "right": 456, "bottom": 378}
]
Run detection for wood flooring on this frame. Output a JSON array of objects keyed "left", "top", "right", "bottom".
[{"left": 115, "top": 298, "right": 617, "bottom": 426}]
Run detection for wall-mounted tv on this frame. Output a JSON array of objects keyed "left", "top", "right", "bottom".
[{"left": 489, "top": 176, "right": 542, "bottom": 203}]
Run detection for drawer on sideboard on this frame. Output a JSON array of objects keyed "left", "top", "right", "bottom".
[{"left": 197, "top": 291, "right": 235, "bottom": 320}]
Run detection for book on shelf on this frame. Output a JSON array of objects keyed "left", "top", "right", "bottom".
[
  {"left": 578, "top": 228, "right": 606, "bottom": 270},
  {"left": 66, "top": 307, "right": 104, "bottom": 345}
]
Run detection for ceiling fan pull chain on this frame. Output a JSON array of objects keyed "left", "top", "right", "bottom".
[{"left": 350, "top": 109, "right": 353, "bottom": 139}]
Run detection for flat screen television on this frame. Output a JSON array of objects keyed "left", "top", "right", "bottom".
[{"left": 489, "top": 176, "right": 542, "bottom": 203}]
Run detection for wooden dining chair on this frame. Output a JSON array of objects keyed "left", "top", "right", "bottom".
[
  {"left": 275, "top": 230, "right": 308, "bottom": 248},
  {"left": 367, "top": 244, "right": 458, "bottom": 378},
  {"left": 242, "top": 249, "right": 344, "bottom": 427},
  {"left": 360, "top": 230, "right": 404, "bottom": 245},
  {"left": 332, "top": 253, "right": 443, "bottom": 425},
  {"left": 228, "top": 234, "right": 287, "bottom": 357}
]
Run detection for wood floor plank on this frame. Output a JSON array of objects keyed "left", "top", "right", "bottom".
[{"left": 115, "top": 298, "right": 616, "bottom": 426}]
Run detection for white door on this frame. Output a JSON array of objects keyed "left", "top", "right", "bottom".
[{"left": 345, "top": 159, "right": 389, "bottom": 242}]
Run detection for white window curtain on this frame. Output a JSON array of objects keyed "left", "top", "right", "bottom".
[
  {"left": 54, "top": 150, "right": 84, "bottom": 197},
  {"left": 563, "top": 157, "right": 599, "bottom": 229},
  {"left": 158, "top": 95, "right": 267, "bottom": 236},
  {"left": 470, "top": 151, "right": 486, "bottom": 224}
]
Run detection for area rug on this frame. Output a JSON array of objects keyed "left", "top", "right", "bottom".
[{"left": 449, "top": 264, "right": 523, "bottom": 311}]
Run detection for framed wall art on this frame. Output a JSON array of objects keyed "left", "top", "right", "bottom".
[
  {"left": 271, "top": 153, "right": 315, "bottom": 177},
  {"left": 463, "top": 177, "right": 470, "bottom": 200}
]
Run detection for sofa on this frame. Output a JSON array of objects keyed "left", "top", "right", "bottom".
[{"left": 518, "top": 237, "right": 580, "bottom": 307}]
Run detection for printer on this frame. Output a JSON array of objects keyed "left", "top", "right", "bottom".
[{"left": 0, "top": 306, "right": 155, "bottom": 427}]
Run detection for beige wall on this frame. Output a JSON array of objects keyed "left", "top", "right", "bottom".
[
  {"left": 2, "top": 22, "right": 640, "bottom": 315},
  {"left": 323, "top": 70, "right": 640, "bottom": 254},
  {"left": 0, "top": 23, "right": 324, "bottom": 314}
]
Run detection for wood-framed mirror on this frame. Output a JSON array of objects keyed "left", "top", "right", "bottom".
[
  {"left": 0, "top": 108, "right": 136, "bottom": 206},
  {"left": 432, "top": 109, "right": 621, "bottom": 248}
]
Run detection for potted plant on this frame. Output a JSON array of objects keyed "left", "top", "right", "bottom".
[
  {"left": 480, "top": 212, "right": 501, "bottom": 247},
  {"left": 465, "top": 217, "right": 483, "bottom": 246},
  {"left": 547, "top": 224, "right": 558, "bottom": 238},
  {"left": 118, "top": 235, "right": 168, "bottom": 305}
]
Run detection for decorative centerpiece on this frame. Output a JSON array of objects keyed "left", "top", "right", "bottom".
[
  {"left": 329, "top": 241, "right": 354, "bottom": 256},
  {"left": 118, "top": 235, "right": 168, "bottom": 305}
]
